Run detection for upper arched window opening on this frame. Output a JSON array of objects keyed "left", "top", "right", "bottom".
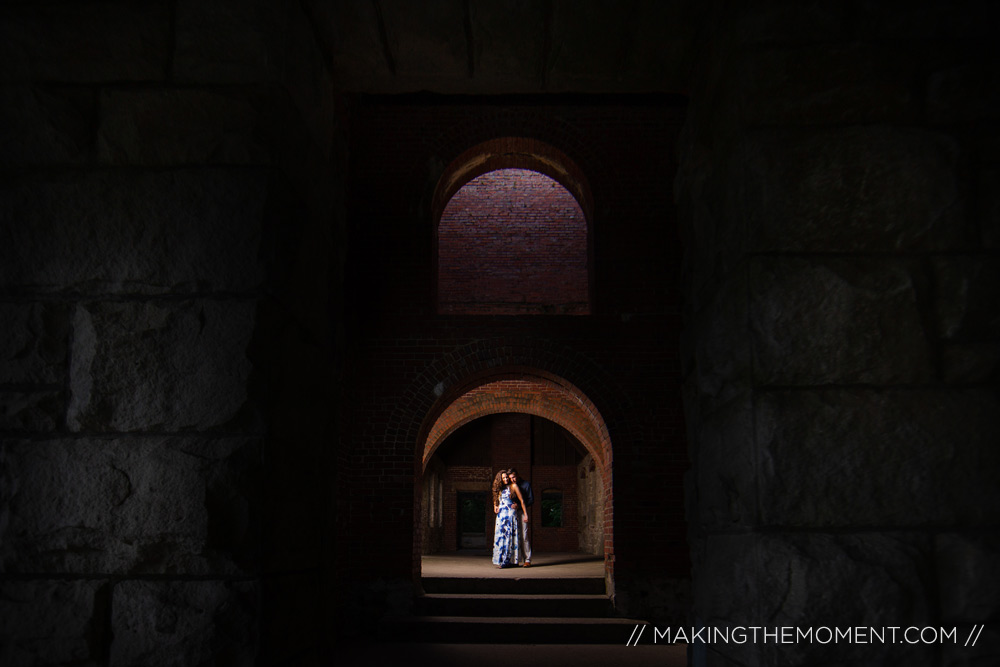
[{"left": 434, "top": 138, "right": 593, "bottom": 316}]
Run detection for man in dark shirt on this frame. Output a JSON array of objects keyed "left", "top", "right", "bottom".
[{"left": 507, "top": 468, "right": 533, "bottom": 566}]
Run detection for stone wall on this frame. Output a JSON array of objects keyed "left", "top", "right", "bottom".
[
  {"left": 0, "top": 1, "right": 346, "bottom": 664},
  {"left": 677, "top": 3, "right": 999, "bottom": 665}
]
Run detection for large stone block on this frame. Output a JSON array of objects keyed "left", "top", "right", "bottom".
[
  {"left": 0, "top": 86, "right": 96, "bottom": 166},
  {"left": 0, "top": 579, "right": 108, "bottom": 666},
  {"left": 942, "top": 625, "right": 1000, "bottom": 667},
  {"left": 755, "top": 388, "right": 1000, "bottom": 527},
  {"left": 111, "top": 579, "right": 257, "bottom": 666},
  {"left": 173, "top": 0, "right": 285, "bottom": 83},
  {"left": 67, "top": 300, "right": 257, "bottom": 432},
  {"left": 750, "top": 258, "right": 934, "bottom": 385},
  {"left": 942, "top": 342, "right": 1000, "bottom": 384},
  {"left": 0, "top": 169, "right": 270, "bottom": 294},
  {"left": 718, "top": 43, "right": 915, "bottom": 128},
  {"left": 0, "top": 302, "right": 69, "bottom": 383},
  {"left": 732, "top": 127, "right": 969, "bottom": 252},
  {"left": 933, "top": 256, "right": 1000, "bottom": 339},
  {"left": 0, "top": 2, "right": 170, "bottom": 82},
  {"left": 936, "top": 533, "right": 1000, "bottom": 624},
  {"left": 758, "top": 532, "right": 934, "bottom": 666},
  {"left": 691, "top": 534, "right": 762, "bottom": 667},
  {"left": 0, "top": 437, "right": 259, "bottom": 574},
  {"left": 97, "top": 90, "right": 272, "bottom": 166},
  {"left": 695, "top": 395, "right": 756, "bottom": 528},
  {"left": 0, "top": 390, "right": 62, "bottom": 432},
  {"left": 692, "top": 270, "right": 753, "bottom": 412}
]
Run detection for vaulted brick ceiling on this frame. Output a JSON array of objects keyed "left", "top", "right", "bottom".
[{"left": 303, "top": 0, "right": 700, "bottom": 94}]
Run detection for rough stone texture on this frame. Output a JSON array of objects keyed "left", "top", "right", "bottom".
[
  {"left": 0, "top": 85, "right": 96, "bottom": 166},
  {"left": 0, "top": 2, "right": 170, "bottom": 82},
  {"left": 691, "top": 271, "right": 752, "bottom": 414},
  {"left": 173, "top": 0, "right": 286, "bottom": 83},
  {"left": 933, "top": 256, "right": 1000, "bottom": 340},
  {"left": 695, "top": 395, "right": 755, "bottom": 528},
  {"left": 0, "top": 170, "right": 270, "bottom": 294},
  {"left": 111, "top": 579, "right": 257, "bottom": 666},
  {"left": 0, "top": 302, "right": 70, "bottom": 384},
  {"left": 0, "top": 437, "right": 259, "bottom": 575},
  {"left": 718, "top": 43, "right": 916, "bottom": 128},
  {"left": 691, "top": 534, "right": 761, "bottom": 667},
  {"left": 97, "top": 90, "right": 272, "bottom": 166},
  {"left": 942, "top": 625, "right": 1000, "bottom": 667},
  {"left": 758, "top": 532, "right": 935, "bottom": 667},
  {"left": 755, "top": 389, "right": 1000, "bottom": 527},
  {"left": 67, "top": 300, "right": 257, "bottom": 432},
  {"left": 942, "top": 342, "right": 1000, "bottom": 384},
  {"left": 731, "top": 127, "right": 969, "bottom": 252},
  {"left": 750, "top": 258, "right": 934, "bottom": 386},
  {"left": 0, "top": 390, "right": 62, "bottom": 432},
  {"left": 936, "top": 533, "right": 1000, "bottom": 624},
  {"left": 0, "top": 579, "right": 107, "bottom": 667}
]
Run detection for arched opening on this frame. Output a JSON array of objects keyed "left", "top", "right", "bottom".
[
  {"left": 415, "top": 372, "right": 615, "bottom": 589},
  {"left": 438, "top": 168, "right": 589, "bottom": 315},
  {"left": 433, "top": 137, "right": 595, "bottom": 315}
]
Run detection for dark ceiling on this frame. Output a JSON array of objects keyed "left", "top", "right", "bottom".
[{"left": 305, "top": 0, "right": 701, "bottom": 94}]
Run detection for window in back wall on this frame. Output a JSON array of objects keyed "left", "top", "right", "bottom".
[{"left": 437, "top": 168, "right": 589, "bottom": 315}]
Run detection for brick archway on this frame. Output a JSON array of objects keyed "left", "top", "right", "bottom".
[
  {"left": 421, "top": 375, "right": 612, "bottom": 478},
  {"left": 391, "top": 336, "right": 639, "bottom": 593}
]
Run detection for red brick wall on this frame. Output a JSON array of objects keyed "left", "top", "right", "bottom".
[
  {"left": 441, "top": 466, "right": 492, "bottom": 551},
  {"left": 343, "top": 98, "right": 690, "bottom": 594},
  {"left": 530, "top": 465, "right": 579, "bottom": 552},
  {"left": 438, "top": 169, "right": 588, "bottom": 315}
]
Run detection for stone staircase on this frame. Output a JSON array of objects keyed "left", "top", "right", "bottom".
[{"left": 383, "top": 570, "right": 650, "bottom": 645}]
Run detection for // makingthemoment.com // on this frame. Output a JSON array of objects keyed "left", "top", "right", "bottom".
[{"left": 625, "top": 624, "right": 986, "bottom": 646}]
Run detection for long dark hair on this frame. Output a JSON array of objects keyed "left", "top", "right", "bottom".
[{"left": 492, "top": 471, "right": 508, "bottom": 505}]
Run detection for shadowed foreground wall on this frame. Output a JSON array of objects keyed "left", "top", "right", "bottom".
[
  {"left": 0, "top": 2, "right": 346, "bottom": 664},
  {"left": 677, "top": 4, "right": 1000, "bottom": 665}
]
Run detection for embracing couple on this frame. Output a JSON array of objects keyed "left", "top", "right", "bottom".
[{"left": 491, "top": 468, "right": 533, "bottom": 568}]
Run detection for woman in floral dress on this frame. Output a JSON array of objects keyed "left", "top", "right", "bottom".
[{"left": 492, "top": 470, "right": 528, "bottom": 568}]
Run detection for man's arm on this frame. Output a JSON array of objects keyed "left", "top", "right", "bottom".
[{"left": 511, "top": 483, "right": 529, "bottom": 522}]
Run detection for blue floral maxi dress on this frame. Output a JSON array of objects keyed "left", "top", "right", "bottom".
[{"left": 492, "top": 487, "right": 520, "bottom": 567}]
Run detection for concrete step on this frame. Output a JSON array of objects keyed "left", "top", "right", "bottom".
[
  {"left": 421, "top": 576, "right": 606, "bottom": 595},
  {"left": 416, "top": 593, "right": 613, "bottom": 618},
  {"left": 380, "top": 615, "right": 652, "bottom": 645}
]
